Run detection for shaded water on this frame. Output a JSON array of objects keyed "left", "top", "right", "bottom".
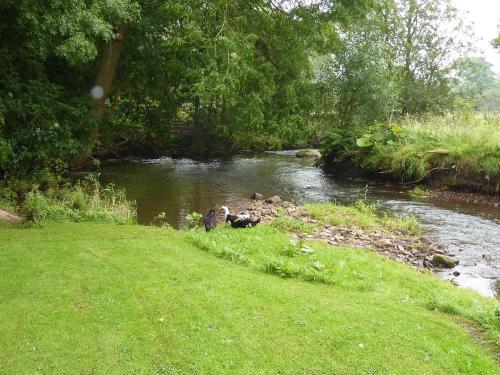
[{"left": 101, "top": 151, "right": 500, "bottom": 298}]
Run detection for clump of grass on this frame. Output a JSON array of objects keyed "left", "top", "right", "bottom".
[
  {"left": 409, "top": 186, "right": 430, "bottom": 198},
  {"left": 303, "top": 200, "right": 421, "bottom": 234},
  {"left": 271, "top": 215, "right": 316, "bottom": 233},
  {"left": 20, "top": 173, "right": 136, "bottom": 224}
]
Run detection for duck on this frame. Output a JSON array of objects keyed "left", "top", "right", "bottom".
[
  {"left": 203, "top": 209, "right": 217, "bottom": 232},
  {"left": 221, "top": 206, "right": 260, "bottom": 228}
]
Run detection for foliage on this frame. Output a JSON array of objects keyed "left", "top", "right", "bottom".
[
  {"left": 315, "top": 0, "right": 473, "bottom": 134},
  {"left": 451, "top": 57, "right": 497, "bottom": 110},
  {"left": 19, "top": 173, "right": 136, "bottom": 225},
  {"left": 0, "top": 0, "right": 373, "bottom": 178},
  {"left": 0, "top": 222, "right": 498, "bottom": 372},
  {"left": 322, "top": 113, "right": 500, "bottom": 190},
  {"left": 185, "top": 211, "right": 203, "bottom": 228},
  {"left": 0, "top": 77, "right": 93, "bottom": 177}
]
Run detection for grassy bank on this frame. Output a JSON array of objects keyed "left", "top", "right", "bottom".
[
  {"left": 1, "top": 220, "right": 499, "bottom": 373},
  {"left": 322, "top": 114, "right": 500, "bottom": 193}
]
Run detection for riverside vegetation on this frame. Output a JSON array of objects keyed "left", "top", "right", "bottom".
[
  {"left": 0, "top": 182, "right": 499, "bottom": 373},
  {"left": 321, "top": 113, "right": 500, "bottom": 193}
]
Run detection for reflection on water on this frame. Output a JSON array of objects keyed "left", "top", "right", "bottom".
[{"left": 101, "top": 152, "right": 499, "bottom": 298}]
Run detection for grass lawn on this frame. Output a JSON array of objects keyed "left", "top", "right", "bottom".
[{"left": 0, "top": 222, "right": 499, "bottom": 374}]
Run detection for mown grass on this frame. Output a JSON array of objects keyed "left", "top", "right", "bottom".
[
  {"left": 188, "top": 225, "right": 499, "bottom": 344},
  {"left": 0, "top": 222, "right": 498, "bottom": 373},
  {"left": 303, "top": 200, "right": 422, "bottom": 234}
]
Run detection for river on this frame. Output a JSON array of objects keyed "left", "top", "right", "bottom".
[{"left": 100, "top": 151, "right": 500, "bottom": 298}]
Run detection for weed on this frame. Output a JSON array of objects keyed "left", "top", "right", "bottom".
[
  {"left": 19, "top": 176, "right": 136, "bottom": 225},
  {"left": 186, "top": 212, "right": 203, "bottom": 228}
]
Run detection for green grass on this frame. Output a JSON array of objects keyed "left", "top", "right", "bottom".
[
  {"left": 325, "top": 113, "right": 500, "bottom": 189},
  {"left": 270, "top": 214, "right": 317, "bottom": 233},
  {"left": 303, "top": 201, "right": 422, "bottom": 234},
  {"left": 17, "top": 173, "right": 136, "bottom": 225},
  {"left": 389, "top": 114, "right": 500, "bottom": 180},
  {"left": 1, "top": 222, "right": 498, "bottom": 373}
]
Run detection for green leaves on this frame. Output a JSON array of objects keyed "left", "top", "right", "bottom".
[
  {"left": 56, "top": 32, "right": 98, "bottom": 65},
  {"left": 356, "top": 134, "right": 373, "bottom": 148}
]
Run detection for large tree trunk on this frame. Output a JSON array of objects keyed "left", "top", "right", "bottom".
[
  {"left": 91, "top": 28, "right": 125, "bottom": 131},
  {"left": 71, "top": 28, "right": 125, "bottom": 168}
]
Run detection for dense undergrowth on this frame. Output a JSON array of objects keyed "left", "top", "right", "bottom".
[
  {"left": 0, "top": 173, "right": 135, "bottom": 225},
  {"left": 322, "top": 114, "right": 500, "bottom": 192}
]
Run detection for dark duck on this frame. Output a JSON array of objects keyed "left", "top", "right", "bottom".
[
  {"left": 203, "top": 209, "right": 217, "bottom": 232},
  {"left": 222, "top": 206, "right": 260, "bottom": 228}
]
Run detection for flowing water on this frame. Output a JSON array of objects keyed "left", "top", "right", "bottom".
[{"left": 100, "top": 151, "right": 500, "bottom": 298}]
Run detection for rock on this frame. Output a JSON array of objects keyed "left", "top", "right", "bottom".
[
  {"left": 0, "top": 209, "right": 22, "bottom": 224},
  {"left": 423, "top": 258, "right": 433, "bottom": 269},
  {"left": 265, "top": 195, "right": 282, "bottom": 204},
  {"left": 250, "top": 192, "right": 264, "bottom": 200},
  {"left": 295, "top": 149, "right": 320, "bottom": 158},
  {"left": 452, "top": 271, "right": 460, "bottom": 277},
  {"left": 431, "top": 254, "right": 458, "bottom": 268}
]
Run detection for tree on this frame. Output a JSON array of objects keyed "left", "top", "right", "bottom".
[
  {"left": 0, "top": 0, "right": 373, "bottom": 177},
  {"left": 451, "top": 57, "right": 496, "bottom": 109},
  {"left": 394, "top": 0, "right": 471, "bottom": 114},
  {"left": 315, "top": 4, "right": 401, "bottom": 128}
]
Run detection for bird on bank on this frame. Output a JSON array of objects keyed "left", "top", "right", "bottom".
[
  {"left": 203, "top": 209, "right": 217, "bottom": 232},
  {"left": 221, "top": 206, "right": 260, "bottom": 228}
]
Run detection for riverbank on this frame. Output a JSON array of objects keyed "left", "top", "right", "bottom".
[
  {"left": 1, "top": 221, "right": 499, "bottom": 373},
  {"left": 321, "top": 114, "right": 500, "bottom": 195},
  {"left": 224, "top": 197, "right": 456, "bottom": 273}
]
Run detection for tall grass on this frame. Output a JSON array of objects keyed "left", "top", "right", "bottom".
[
  {"left": 20, "top": 173, "right": 136, "bottom": 224},
  {"left": 391, "top": 114, "right": 500, "bottom": 180},
  {"left": 326, "top": 113, "right": 500, "bottom": 189}
]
